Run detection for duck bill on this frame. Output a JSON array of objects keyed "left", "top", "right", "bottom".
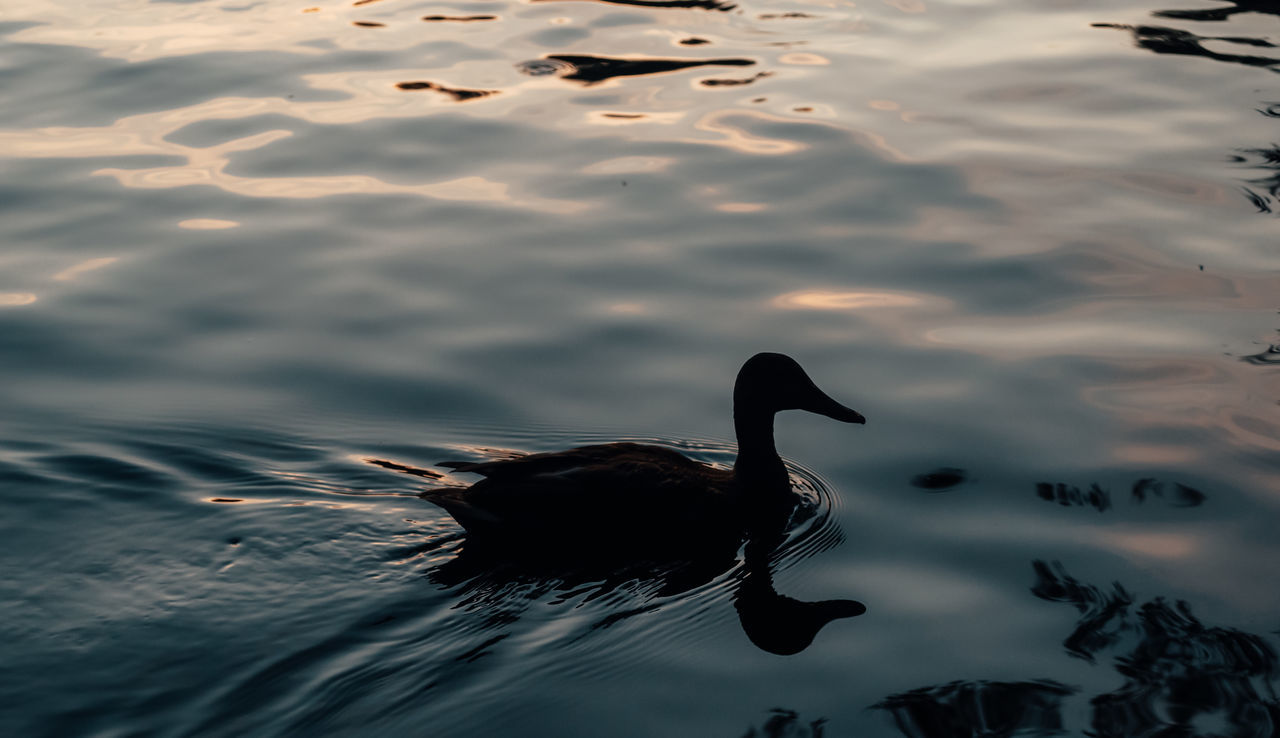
[{"left": 807, "top": 389, "right": 866, "bottom": 424}]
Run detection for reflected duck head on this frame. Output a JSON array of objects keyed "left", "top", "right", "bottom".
[
  {"left": 736, "top": 578, "right": 867, "bottom": 656},
  {"left": 734, "top": 352, "right": 865, "bottom": 424}
]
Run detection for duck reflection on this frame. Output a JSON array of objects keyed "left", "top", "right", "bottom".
[
  {"left": 878, "top": 560, "right": 1280, "bottom": 737},
  {"left": 427, "top": 508, "right": 865, "bottom": 656}
]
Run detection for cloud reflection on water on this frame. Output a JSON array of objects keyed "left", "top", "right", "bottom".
[{"left": 0, "top": 96, "right": 588, "bottom": 211}]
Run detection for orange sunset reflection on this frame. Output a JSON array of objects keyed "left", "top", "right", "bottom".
[
  {"left": 0, "top": 293, "right": 38, "bottom": 306},
  {"left": 1096, "top": 530, "right": 1198, "bottom": 560},
  {"left": 772, "top": 289, "right": 936, "bottom": 311}
]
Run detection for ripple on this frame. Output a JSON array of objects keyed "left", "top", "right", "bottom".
[{"left": 38, "top": 452, "right": 177, "bottom": 491}]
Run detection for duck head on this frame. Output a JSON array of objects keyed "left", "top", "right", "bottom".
[{"left": 733, "top": 352, "right": 865, "bottom": 424}]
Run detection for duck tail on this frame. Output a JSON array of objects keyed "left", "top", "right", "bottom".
[{"left": 418, "top": 488, "right": 502, "bottom": 532}]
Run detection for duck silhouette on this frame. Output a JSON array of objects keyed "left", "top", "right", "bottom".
[
  {"left": 419, "top": 352, "right": 865, "bottom": 555},
  {"left": 372, "top": 353, "right": 867, "bottom": 654}
]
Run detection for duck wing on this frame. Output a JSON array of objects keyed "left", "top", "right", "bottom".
[{"left": 425, "top": 443, "right": 738, "bottom": 547}]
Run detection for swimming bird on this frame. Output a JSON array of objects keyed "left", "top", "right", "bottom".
[{"left": 420, "top": 352, "right": 864, "bottom": 554}]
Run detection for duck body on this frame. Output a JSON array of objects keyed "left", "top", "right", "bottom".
[
  {"left": 419, "top": 352, "right": 864, "bottom": 555},
  {"left": 425, "top": 442, "right": 745, "bottom": 554}
]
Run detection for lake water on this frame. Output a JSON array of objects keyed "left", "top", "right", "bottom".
[{"left": 1, "top": 0, "right": 1278, "bottom": 735}]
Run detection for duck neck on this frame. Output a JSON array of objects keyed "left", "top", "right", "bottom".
[{"left": 732, "top": 408, "right": 787, "bottom": 485}]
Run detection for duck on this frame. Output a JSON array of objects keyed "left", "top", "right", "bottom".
[{"left": 419, "top": 352, "right": 865, "bottom": 555}]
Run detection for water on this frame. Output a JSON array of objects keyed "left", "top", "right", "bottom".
[{"left": 1, "top": 0, "right": 1277, "bottom": 735}]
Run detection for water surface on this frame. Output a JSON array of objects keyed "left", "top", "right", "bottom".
[{"left": 1, "top": 0, "right": 1278, "bottom": 735}]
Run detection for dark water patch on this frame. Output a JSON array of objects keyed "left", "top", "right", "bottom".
[
  {"left": 1234, "top": 144, "right": 1280, "bottom": 213},
  {"left": 532, "top": 0, "right": 735, "bottom": 10},
  {"left": 701, "top": 72, "right": 773, "bottom": 87},
  {"left": 1130, "top": 477, "right": 1206, "bottom": 507},
  {"left": 1241, "top": 343, "right": 1280, "bottom": 364},
  {"left": 1033, "top": 478, "right": 1205, "bottom": 510},
  {"left": 455, "top": 633, "right": 509, "bottom": 663},
  {"left": 1153, "top": 0, "right": 1280, "bottom": 22},
  {"left": 37, "top": 453, "right": 177, "bottom": 491},
  {"left": 1036, "top": 481, "right": 1111, "bottom": 511},
  {"left": 0, "top": 458, "right": 57, "bottom": 490},
  {"left": 121, "top": 439, "right": 270, "bottom": 484},
  {"left": 880, "top": 562, "right": 1280, "bottom": 737},
  {"left": 0, "top": 437, "right": 56, "bottom": 452},
  {"left": 910, "top": 467, "right": 967, "bottom": 491},
  {"left": 1089, "top": 599, "right": 1280, "bottom": 737},
  {"left": 874, "top": 679, "right": 1077, "bottom": 738},
  {"left": 1243, "top": 185, "right": 1274, "bottom": 212},
  {"left": 1038, "top": 561, "right": 1279, "bottom": 737},
  {"left": 542, "top": 54, "right": 754, "bottom": 85},
  {"left": 1031, "top": 560, "right": 1134, "bottom": 662},
  {"left": 131, "top": 425, "right": 330, "bottom": 465},
  {"left": 352, "top": 21, "right": 385, "bottom": 28},
  {"left": 190, "top": 621, "right": 399, "bottom": 735},
  {"left": 741, "top": 708, "right": 827, "bottom": 737},
  {"left": 421, "top": 14, "right": 497, "bottom": 21},
  {"left": 214, "top": 433, "right": 327, "bottom": 463},
  {"left": 395, "top": 80, "right": 497, "bottom": 101},
  {"left": 680, "top": 37, "right": 710, "bottom": 46},
  {"left": 382, "top": 529, "right": 464, "bottom": 562},
  {"left": 1092, "top": 23, "right": 1280, "bottom": 70}
]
